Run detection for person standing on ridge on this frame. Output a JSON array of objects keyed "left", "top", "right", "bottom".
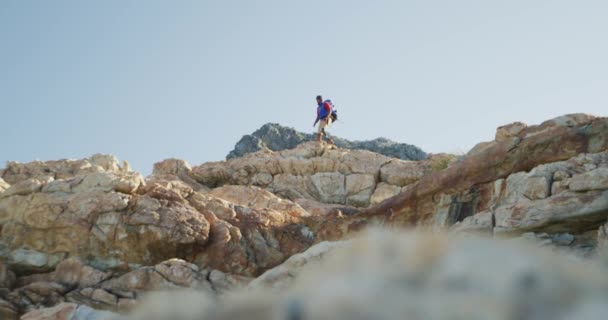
[{"left": 313, "top": 95, "right": 335, "bottom": 144}]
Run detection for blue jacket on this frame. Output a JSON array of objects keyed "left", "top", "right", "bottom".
[{"left": 317, "top": 100, "right": 332, "bottom": 119}]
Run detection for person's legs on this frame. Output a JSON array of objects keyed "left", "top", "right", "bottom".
[
  {"left": 323, "top": 118, "right": 334, "bottom": 144},
  {"left": 317, "top": 119, "right": 328, "bottom": 142}
]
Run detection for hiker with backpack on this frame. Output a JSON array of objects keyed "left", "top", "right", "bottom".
[{"left": 313, "top": 95, "right": 337, "bottom": 144}]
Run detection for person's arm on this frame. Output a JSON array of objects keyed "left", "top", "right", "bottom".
[{"left": 313, "top": 116, "right": 319, "bottom": 127}]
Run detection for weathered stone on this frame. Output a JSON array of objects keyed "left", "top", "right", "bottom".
[
  {"left": 522, "top": 176, "right": 550, "bottom": 200},
  {"left": 191, "top": 142, "right": 422, "bottom": 207},
  {"left": 310, "top": 172, "right": 346, "bottom": 204},
  {"left": 569, "top": 168, "right": 608, "bottom": 192},
  {"left": 345, "top": 174, "right": 376, "bottom": 207},
  {"left": 0, "top": 178, "right": 47, "bottom": 198},
  {"left": 17, "top": 258, "right": 111, "bottom": 289},
  {"left": 6, "top": 281, "right": 68, "bottom": 313},
  {"left": 495, "top": 121, "right": 527, "bottom": 141},
  {"left": 467, "top": 141, "right": 497, "bottom": 157},
  {"left": 294, "top": 198, "right": 359, "bottom": 216},
  {"left": 0, "top": 171, "right": 212, "bottom": 272},
  {"left": 1, "top": 154, "right": 121, "bottom": 185},
  {"left": 494, "top": 190, "right": 608, "bottom": 235},
  {"left": 209, "top": 185, "right": 309, "bottom": 217},
  {"left": 252, "top": 173, "right": 273, "bottom": 187},
  {"left": 354, "top": 117, "right": 608, "bottom": 236},
  {"left": 553, "top": 170, "right": 570, "bottom": 182},
  {"left": 0, "top": 299, "right": 18, "bottom": 320},
  {"left": 380, "top": 160, "right": 425, "bottom": 186},
  {"left": 20, "top": 302, "right": 116, "bottom": 320},
  {"left": 551, "top": 178, "right": 571, "bottom": 195},
  {"left": 450, "top": 211, "right": 493, "bottom": 235},
  {"left": 90, "top": 289, "right": 117, "bottom": 306},
  {"left": 370, "top": 183, "right": 401, "bottom": 205},
  {"left": 0, "top": 261, "right": 16, "bottom": 289},
  {"left": 0, "top": 178, "right": 10, "bottom": 193}
]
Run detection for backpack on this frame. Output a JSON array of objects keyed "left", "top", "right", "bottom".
[
  {"left": 324, "top": 100, "right": 338, "bottom": 122},
  {"left": 331, "top": 109, "right": 338, "bottom": 122}
]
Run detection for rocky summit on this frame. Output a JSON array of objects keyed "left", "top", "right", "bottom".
[
  {"left": 1, "top": 113, "right": 608, "bottom": 320},
  {"left": 226, "top": 123, "right": 428, "bottom": 160}
]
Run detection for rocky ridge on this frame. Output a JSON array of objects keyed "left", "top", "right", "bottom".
[
  {"left": 1, "top": 113, "right": 608, "bottom": 319},
  {"left": 226, "top": 123, "right": 428, "bottom": 161}
]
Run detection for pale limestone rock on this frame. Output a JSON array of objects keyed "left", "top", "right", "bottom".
[
  {"left": 0, "top": 165, "right": 210, "bottom": 273},
  {"left": 494, "top": 190, "right": 608, "bottom": 235},
  {"left": 522, "top": 176, "right": 550, "bottom": 200},
  {"left": 1, "top": 154, "right": 122, "bottom": 185},
  {"left": 370, "top": 183, "right": 401, "bottom": 205},
  {"left": 310, "top": 172, "right": 346, "bottom": 204},
  {"left": 89, "top": 154, "right": 121, "bottom": 172},
  {"left": 71, "top": 171, "right": 144, "bottom": 194},
  {"left": 450, "top": 211, "right": 493, "bottom": 235},
  {"left": 190, "top": 142, "right": 405, "bottom": 207},
  {"left": 150, "top": 158, "right": 207, "bottom": 192},
  {"left": 0, "top": 178, "right": 48, "bottom": 198},
  {"left": 553, "top": 170, "right": 570, "bottom": 181},
  {"left": 269, "top": 174, "right": 316, "bottom": 200},
  {"left": 380, "top": 160, "right": 425, "bottom": 187},
  {"left": 294, "top": 198, "right": 359, "bottom": 216},
  {"left": 209, "top": 185, "right": 309, "bottom": 217},
  {"left": 569, "top": 168, "right": 608, "bottom": 192},
  {"left": 121, "top": 160, "right": 131, "bottom": 173},
  {"left": 345, "top": 174, "right": 376, "bottom": 207},
  {"left": 0, "top": 178, "right": 9, "bottom": 193}
]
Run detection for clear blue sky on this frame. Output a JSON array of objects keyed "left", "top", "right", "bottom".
[{"left": 2, "top": 1, "right": 607, "bottom": 175}]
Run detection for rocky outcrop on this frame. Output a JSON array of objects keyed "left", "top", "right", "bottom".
[
  {"left": 126, "top": 230, "right": 608, "bottom": 320},
  {"left": 0, "top": 154, "right": 320, "bottom": 278},
  {"left": 2, "top": 113, "right": 608, "bottom": 319},
  {"left": 227, "top": 123, "right": 427, "bottom": 161},
  {"left": 193, "top": 141, "right": 435, "bottom": 208},
  {"left": 323, "top": 114, "right": 608, "bottom": 242},
  {"left": 0, "top": 257, "right": 248, "bottom": 317}
]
